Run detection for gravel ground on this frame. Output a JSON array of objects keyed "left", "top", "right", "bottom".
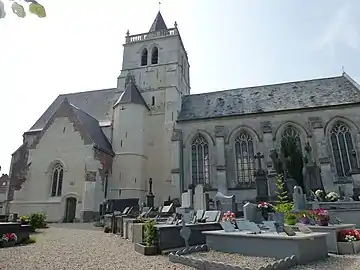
[
  {"left": 291, "top": 254, "right": 360, "bottom": 270},
  {"left": 189, "top": 250, "right": 276, "bottom": 269},
  {"left": 0, "top": 224, "right": 193, "bottom": 270}
]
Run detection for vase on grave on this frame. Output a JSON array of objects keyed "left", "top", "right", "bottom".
[
  {"left": 299, "top": 216, "right": 310, "bottom": 225},
  {"left": 318, "top": 219, "right": 329, "bottom": 226}
]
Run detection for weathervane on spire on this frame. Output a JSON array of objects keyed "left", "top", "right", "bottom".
[
  {"left": 158, "top": 1, "right": 161, "bottom": 11},
  {"left": 342, "top": 65, "right": 345, "bottom": 74}
]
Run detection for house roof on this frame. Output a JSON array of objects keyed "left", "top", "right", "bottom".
[
  {"left": 149, "top": 11, "right": 168, "bottom": 32},
  {"left": 178, "top": 74, "right": 360, "bottom": 121}
]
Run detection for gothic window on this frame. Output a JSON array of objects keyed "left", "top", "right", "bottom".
[
  {"left": 235, "top": 131, "right": 255, "bottom": 187},
  {"left": 151, "top": 46, "right": 158, "bottom": 64},
  {"left": 51, "top": 164, "right": 63, "bottom": 197},
  {"left": 191, "top": 134, "right": 210, "bottom": 185},
  {"left": 141, "top": 48, "right": 148, "bottom": 66},
  {"left": 330, "top": 122, "right": 358, "bottom": 177},
  {"left": 281, "top": 125, "right": 301, "bottom": 150}
]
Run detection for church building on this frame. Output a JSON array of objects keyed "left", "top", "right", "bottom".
[{"left": 6, "top": 12, "right": 360, "bottom": 222}]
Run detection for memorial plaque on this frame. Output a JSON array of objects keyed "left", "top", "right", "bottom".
[
  {"left": 247, "top": 222, "right": 261, "bottom": 234},
  {"left": 263, "top": 221, "right": 277, "bottom": 232},
  {"left": 283, "top": 225, "right": 296, "bottom": 236},
  {"left": 298, "top": 223, "right": 313, "bottom": 234},
  {"left": 236, "top": 220, "right": 252, "bottom": 231},
  {"left": 220, "top": 221, "right": 236, "bottom": 232}
]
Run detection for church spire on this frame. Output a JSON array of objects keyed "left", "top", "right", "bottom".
[{"left": 149, "top": 11, "right": 168, "bottom": 32}]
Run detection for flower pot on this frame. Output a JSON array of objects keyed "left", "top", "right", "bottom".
[
  {"left": 337, "top": 241, "right": 360, "bottom": 254},
  {"left": 299, "top": 217, "right": 310, "bottom": 224},
  {"left": 134, "top": 242, "right": 158, "bottom": 256},
  {"left": 318, "top": 219, "right": 329, "bottom": 226},
  {"left": 286, "top": 218, "right": 297, "bottom": 225}
]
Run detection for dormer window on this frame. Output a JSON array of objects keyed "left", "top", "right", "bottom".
[
  {"left": 151, "top": 46, "right": 158, "bottom": 64},
  {"left": 141, "top": 48, "right": 148, "bottom": 66}
]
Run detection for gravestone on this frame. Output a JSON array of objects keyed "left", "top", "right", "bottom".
[
  {"left": 162, "top": 203, "right": 174, "bottom": 214},
  {"left": 194, "top": 184, "right": 209, "bottom": 211},
  {"left": 181, "top": 191, "right": 191, "bottom": 209},
  {"left": 243, "top": 202, "right": 262, "bottom": 223},
  {"left": 214, "top": 192, "right": 236, "bottom": 213},
  {"left": 247, "top": 222, "right": 261, "bottom": 234},
  {"left": 302, "top": 142, "right": 324, "bottom": 194},
  {"left": 236, "top": 220, "right": 252, "bottom": 231},
  {"left": 298, "top": 223, "right": 312, "bottom": 234},
  {"left": 293, "top": 186, "right": 307, "bottom": 212},
  {"left": 146, "top": 178, "right": 155, "bottom": 208},
  {"left": 263, "top": 221, "right": 276, "bottom": 232},
  {"left": 202, "top": 210, "right": 220, "bottom": 223},
  {"left": 182, "top": 211, "right": 194, "bottom": 224},
  {"left": 285, "top": 177, "right": 297, "bottom": 197},
  {"left": 283, "top": 225, "right": 296, "bottom": 236},
  {"left": 220, "top": 221, "right": 236, "bottom": 232},
  {"left": 179, "top": 218, "right": 191, "bottom": 248},
  {"left": 254, "top": 152, "right": 269, "bottom": 202},
  {"left": 196, "top": 209, "right": 204, "bottom": 221}
]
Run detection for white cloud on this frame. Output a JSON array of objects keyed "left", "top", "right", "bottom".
[{"left": 314, "top": 3, "right": 360, "bottom": 52}]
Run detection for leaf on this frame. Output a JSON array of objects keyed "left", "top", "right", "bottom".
[
  {"left": 12, "top": 2, "right": 26, "bottom": 18},
  {"left": 0, "top": 0, "right": 6, "bottom": 19},
  {"left": 29, "top": 2, "right": 46, "bottom": 18}
]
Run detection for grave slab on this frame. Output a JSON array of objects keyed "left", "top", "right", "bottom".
[
  {"left": 202, "top": 230, "right": 329, "bottom": 264},
  {"left": 290, "top": 223, "right": 355, "bottom": 254}
]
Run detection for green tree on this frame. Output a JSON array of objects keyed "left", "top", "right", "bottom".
[
  {"left": 0, "top": 0, "right": 46, "bottom": 19},
  {"left": 275, "top": 174, "right": 288, "bottom": 204}
]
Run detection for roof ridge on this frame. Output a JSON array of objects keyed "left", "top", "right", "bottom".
[
  {"left": 59, "top": 87, "right": 116, "bottom": 96},
  {"left": 187, "top": 75, "right": 344, "bottom": 97}
]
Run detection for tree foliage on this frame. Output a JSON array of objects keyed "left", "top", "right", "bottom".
[{"left": 0, "top": 0, "right": 46, "bottom": 19}]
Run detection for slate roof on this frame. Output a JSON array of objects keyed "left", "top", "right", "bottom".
[
  {"left": 178, "top": 75, "right": 360, "bottom": 121},
  {"left": 149, "top": 11, "right": 168, "bottom": 32},
  {"left": 113, "top": 75, "right": 149, "bottom": 109},
  {"left": 29, "top": 88, "right": 121, "bottom": 131},
  {"left": 69, "top": 102, "right": 114, "bottom": 154}
]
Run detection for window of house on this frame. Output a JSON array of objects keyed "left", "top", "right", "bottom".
[
  {"left": 51, "top": 164, "right": 63, "bottom": 197},
  {"left": 141, "top": 48, "right": 148, "bottom": 66},
  {"left": 234, "top": 131, "right": 255, "bottom": 188},
  {"left": 151, "top": 96, "right": 155, "bottom": 106},
  {"left": 330, "top": 121, "right": 358, "bottom": 177},
  {"left": 191, "top": 134, "right": 210, "bottom": 185},
  {"left": 151, "top": 46, "right": 158, "bottom": 64}
]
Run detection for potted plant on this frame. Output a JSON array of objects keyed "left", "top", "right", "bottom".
[
  {"left": 312, "top": 209, "right": 330, "bottom": 226},
  {"left": 0, "top": 233, "right": 18, "bottom": 248},
  {"left": 298, "top": 211, "right": 310, "bottom": 224},
  {"left": 285, "top": 213, "right": 298, "bottom": 225},
  {"left": 20, "top": 216, "right": 29, "bottom": 225},
  {"left": 325, "top": 191, "right": 340, "bottom": 202},
  {"left": 257, "top": 202, "right": 275, "bottom": 221},
  {"left": 315, "top": 189, "right": 325, "bottom": 201},
  {"left": 134, "top": 219, "right": 158, "bottom": 255},
  {"left": 337, "top": 229, "right": 360, "bottom": 254},
  {"left": 220, "top": 211, "right": 236, "bottom": 232}
]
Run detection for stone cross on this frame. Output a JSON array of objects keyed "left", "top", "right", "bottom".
[
  {"left": 254, "top": 152, "right": 264, "bottom": 171},
  {"left": 148, "top": 178, "right": 153, "bottom": 195},
  {"left": 179, "top": 218, "right": 191, "bottom": 248}
]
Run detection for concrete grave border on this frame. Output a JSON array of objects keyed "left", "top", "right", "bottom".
[{"left": 169, "top": 244, "right": 298, "bottom": 270}]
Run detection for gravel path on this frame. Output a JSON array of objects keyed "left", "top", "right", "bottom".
[
  {"left": 0, "top": 224, "right": 193, "bottom": 270},
  {"left": 291, "top": 254, "right": 360, "bottom": 270},
  {"left": 189, "top": 250, "right": 276, "bottom": 269}
]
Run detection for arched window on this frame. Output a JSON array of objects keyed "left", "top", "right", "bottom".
[
  {"left": 281, "top": 125, "right": 301, "bottom": 150},
  {"left": 191, "top": 134, "right": 210, "bottom": 185},
  {"left": 141, "top": 48, "right": 148, "bottom": 66},
  {"left": 51, "top": 164, "right": 63, "bottom": 197},
  {"left": 330, "top": 122, "right": 358, "bottom": 177},
  {"left": 235, "top": 131, "right": 255, "bottom": 187},
  {"left": 151, "top": 46, "right": 158, "bottom": 64}
]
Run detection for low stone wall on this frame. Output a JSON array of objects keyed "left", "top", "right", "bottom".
[{"left": 169, "top": 245, "right": 298, "bottom": 270}]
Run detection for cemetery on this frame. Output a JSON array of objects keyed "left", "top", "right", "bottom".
[
  {"left": 4, "top": 142, "right": 360, "bottom": 269},
  {"left": 96, "top": 141, "right": 360, "bottom": 269}
]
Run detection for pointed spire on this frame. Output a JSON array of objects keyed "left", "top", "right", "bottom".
[{"left": 149, "top": 11, "right": 168, "bottom": 32}]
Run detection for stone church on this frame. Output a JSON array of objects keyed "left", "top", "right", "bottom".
[{"left": 6, "top": 12, "right": 360, "bottom": 222}]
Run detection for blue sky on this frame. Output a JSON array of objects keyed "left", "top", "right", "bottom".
[{"left": 0, "top": 0, "right": 359, "bottom": 173}]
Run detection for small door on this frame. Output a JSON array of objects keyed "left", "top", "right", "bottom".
[{"left": 64, "top": 197, "right": 77, "bottom": 223}]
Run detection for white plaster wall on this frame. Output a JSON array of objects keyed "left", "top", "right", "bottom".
[
  {"left": 178, "top": 106, "right": 360, "bottom": 201},
  {"left": 10, "top": 117, "right": 94, "bottom": 222}
]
